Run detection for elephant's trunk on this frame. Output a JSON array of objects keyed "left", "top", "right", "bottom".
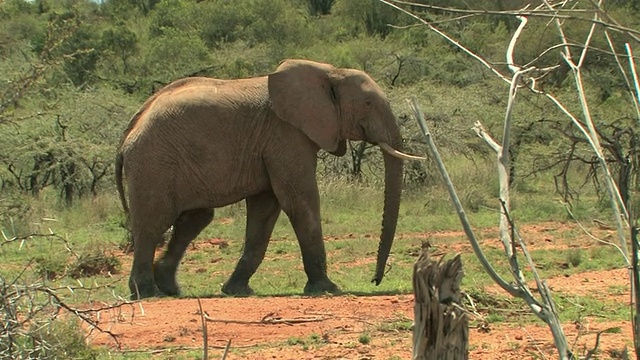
[{"left": 372, "top": 143, "right": 403, "bottom": 285}]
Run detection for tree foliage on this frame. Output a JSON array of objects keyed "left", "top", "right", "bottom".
[
  {"left": 0, "top": 0, "right": 638, "bottom": 216},
  {"left": 307, "top": 0, "right": 334, "bottom": 15}
]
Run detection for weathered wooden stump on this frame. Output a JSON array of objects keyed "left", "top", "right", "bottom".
[{"left": 412, "top": 246, "right": 468, "bottom": 360}]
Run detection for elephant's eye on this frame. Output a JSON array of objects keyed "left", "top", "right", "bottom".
[{"left": 365, "top": 100, "right": 372, "bottom": 109}]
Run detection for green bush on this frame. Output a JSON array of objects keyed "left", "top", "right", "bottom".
[
  {"left": 34, "top": 255, "right": 67, "bottom": 280},
  {"left": 333, "top": 0, "right": 401, "bottom": 38},
  {"left": 6, "top": 319, "right": 98, "bottom": 360},
  {"left": 144, "top": 27, "right": 212, "bottom": 79},
  {"left": 0, "top": 193, "right": 33, "bottom": 237}
]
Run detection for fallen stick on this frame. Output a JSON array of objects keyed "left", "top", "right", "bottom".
[{"left": 202, "top": 312, "right": 327, "bottom": 326}]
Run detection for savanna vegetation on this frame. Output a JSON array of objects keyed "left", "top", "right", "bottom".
[{"left": 1, "top": 0, "right": 639, "bottom": 358}]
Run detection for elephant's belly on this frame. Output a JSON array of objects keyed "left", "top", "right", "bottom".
[{"left": 175, "top": 167, "right": 271, "bottom": 210}]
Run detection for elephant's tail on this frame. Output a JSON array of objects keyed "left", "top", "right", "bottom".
[{"left": 115, "top": 150, "right": 129, "bottom": 216}]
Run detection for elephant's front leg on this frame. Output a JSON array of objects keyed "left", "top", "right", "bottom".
[
  {"left": 222, "top": 191, "right": 281, "bottom": 296},
  {"left": 279, "top": 184, "right": 341, "bottom": 295}
]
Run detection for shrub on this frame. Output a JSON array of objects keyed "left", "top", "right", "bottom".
[
  {"left": 34, "top": 255, "right": 67, "bottom": 280},
  {"left": 24, "top": 320, "right": 98, "bottom": 360},
  {"left": 68, "top": 249, "right": 120, "bottom": 279},
  {"left": 0, "top": 274, "right": 99, "bottom": 360},
  {"left": 358, "top": 332, "right": 371, "bottom": 345},
  {"left": 566, "top": 249, "right": 584, "bottom": 268}
]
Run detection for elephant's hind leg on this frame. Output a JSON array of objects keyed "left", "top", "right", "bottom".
[
  {"left": 129, "top": 225, "right": 167, "bottom": 300},
  {"left": 222, "top": 191, "right": 281, "bottom": 296},
  {"left": 154, "top": 208, "right": 214, "bottom": 296}
]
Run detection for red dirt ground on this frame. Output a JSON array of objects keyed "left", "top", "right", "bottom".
[{"left": 88, "top": 222, "right": 636, "bottom": 359}]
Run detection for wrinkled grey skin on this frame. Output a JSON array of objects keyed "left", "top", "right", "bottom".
[{"left": 115, "top": 59, "right": 405, "bottom": 299}]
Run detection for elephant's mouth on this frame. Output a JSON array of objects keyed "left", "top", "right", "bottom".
[
  {"left": 348, "top": 124, "right": 366, "bottom": 141},
  {"left": 378, "top": 142, "right": 425, "bottom": 161}
]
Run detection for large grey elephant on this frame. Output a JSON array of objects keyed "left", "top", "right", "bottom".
[{"left": 115, "top": 59, "right": 421, "bottom": 299}]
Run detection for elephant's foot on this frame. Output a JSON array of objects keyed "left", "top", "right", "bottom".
[
  {"left": 304, "top": 278, "right": 341, "bottom": 295},
  {"left": 153, "top": 262, "right": 181, "bottom": 297},
  {"left": 129, "top": 276, "right": 162, "bottom": 300},
  {"left": 221, "top": 281, "right": 254, "bottom": 297}
]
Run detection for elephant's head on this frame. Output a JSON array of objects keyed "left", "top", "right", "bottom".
[{"left": 268, "top": 59, "right": 422, "bottom": 286}]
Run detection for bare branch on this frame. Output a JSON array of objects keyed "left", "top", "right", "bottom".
[
  {"left": 627, "top": 44, "right": 640, "bottom": 128},
  {"left": 1, "top": 264, "right": 139, "bottom": 357},
  {"left": 412, "top": 98, "right": 575, "bottom": 359},
  {"left": 409, "top": 98, "right": 521, "bottom": 297},
  {"left": 379, "top": 0, "right": 512, "bottom": 84},
  {"left": 385, "top": 0, "right": 640, "bottom": 36}
]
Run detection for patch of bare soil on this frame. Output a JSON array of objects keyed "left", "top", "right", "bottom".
[
  {"left": 485, "top": 268, "right": 632, "bottom": 305},
  {"left": 91, "top": 222, "right": 634, "bottom": 358},
  {"left": 89, "top": 292, "right": 633, "bottom": 359},
  {"left": 406, "top": 221, "right": 618, "bottom": 253}
]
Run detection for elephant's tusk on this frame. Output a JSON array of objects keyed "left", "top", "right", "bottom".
[{"left": 379, "top": 142, "right": 426, "bottom": 161}]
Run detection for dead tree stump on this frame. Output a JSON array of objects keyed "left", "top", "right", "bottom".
[{"left": 412, "top": 248, "right": 468, "bottom": 360}]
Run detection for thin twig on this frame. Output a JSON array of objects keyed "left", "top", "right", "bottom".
[
  {"left": 584, "top": 327, "right": 622, "bottom": 359},
  {"left": 117, "top": 344, "right": 252, "bottom": 354},
  {"left": 0, "top": 232, "right": 79, "bottom": 259},
  {"left": 563, "top": 203, "right": 627, "bottom": 259},
  {"left": 197, "top": 299, "right": 208, "bottom": 360},
  {"left": 222, "top": 339, "right": 231, "bottom": 360}
]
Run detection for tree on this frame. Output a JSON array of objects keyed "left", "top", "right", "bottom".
[
  {"left": 307, "top": 0, "right": 334, "bottom": 15},
  {"left": 101, "top": 24, "right": 138, "bottom": 74},
  {"left": 335, "top": 0, "right": 401, "bottom": 38}
]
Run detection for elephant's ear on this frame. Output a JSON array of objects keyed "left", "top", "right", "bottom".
[{"left": 268, "top": 59, "right": 341, "bottom": 153}]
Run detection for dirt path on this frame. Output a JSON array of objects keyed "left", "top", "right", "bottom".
[{"left": 89, "top": 273, "right": 634, "bottom": 359}]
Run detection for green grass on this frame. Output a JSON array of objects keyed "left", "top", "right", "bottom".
[
  {"left": 378, "top": 315, "right": 413, "bottom": 333},
  {"left": 0, "top": 181, "right": 628, "bottom": 300},
  {"left": 555, "top": 293, "right": 630, "bottom": 322},
  {"left": 0, "top": 174, "right": 632, "bottom": 359},
  {"left": 281, "top": 333, "right": 328, "bottom": 352}
]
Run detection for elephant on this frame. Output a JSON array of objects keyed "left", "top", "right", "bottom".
[{"left": 115, "top": 59, "right": 422, "bottom": 299}]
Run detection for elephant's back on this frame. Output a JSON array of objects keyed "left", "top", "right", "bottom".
[
  {"left": 119, "top": 76, "right": 274, "bottom": 209},
  {"left": 159, "top": 77, "right": 269, "bottom": 111},
  {"left": 121, "top": 77, "right": 268, "bottom": 148}
]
